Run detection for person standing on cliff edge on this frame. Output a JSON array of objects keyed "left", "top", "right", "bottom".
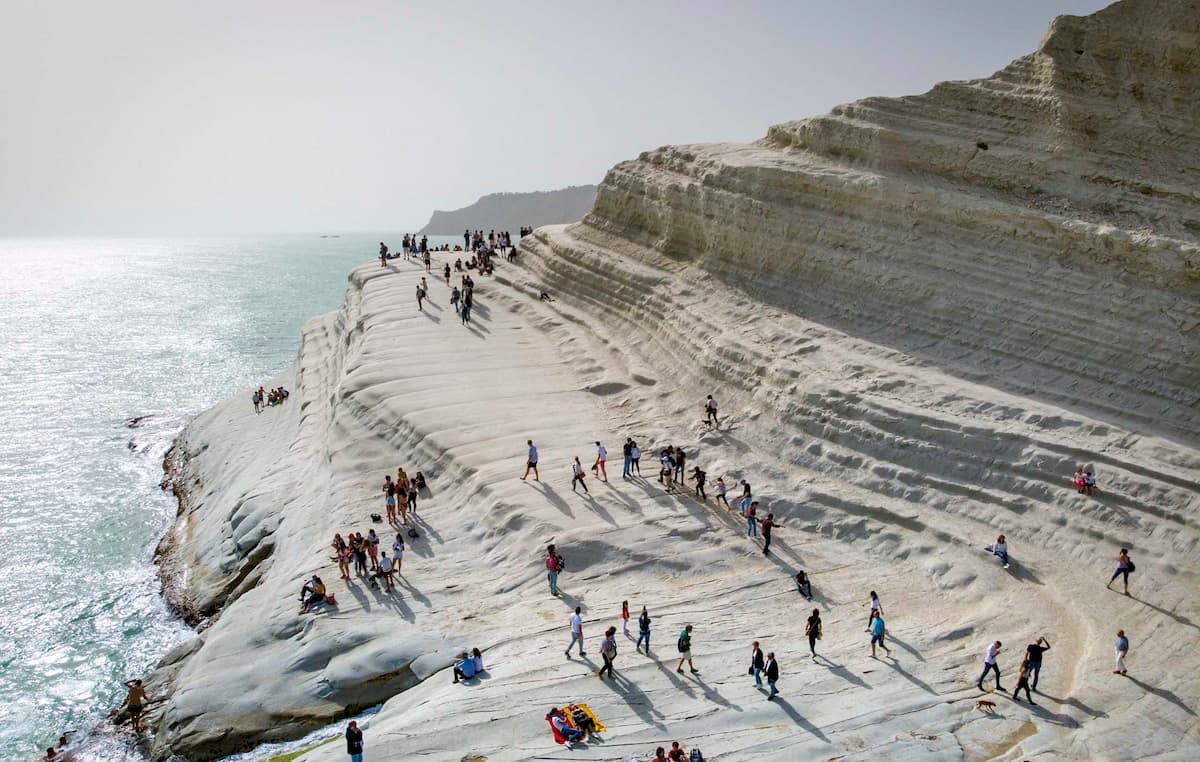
[
  {"left": 521, "top": 439, "right": 539, "bottom": 481},
  {"left": 345, "top": 720, "right": 364, "bottom": 762}
]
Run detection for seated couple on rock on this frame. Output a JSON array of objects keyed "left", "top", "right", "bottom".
[
  {"left": 298, "top": 574, "right": 330, "bottom": 614},
  {"left": 452, "top": 648, "right": 485, "bottom": 683},
  {"left": 546, "top": 704, "right": 601, "bottom": 746}
]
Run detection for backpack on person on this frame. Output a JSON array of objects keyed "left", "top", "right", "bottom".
[
  {"left": 677, "top": 635, "right": 687, "bottom": 652},
  {"left": 1127, "top": 559, "right": 1136, "bottom": 573},
  {"left": 555, "top": 553, "right": 566, "bottom": 572}
]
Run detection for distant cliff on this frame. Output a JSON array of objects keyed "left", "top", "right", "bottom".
[{"left": 417, "top": 185, "right": 597, "bottom": 234}]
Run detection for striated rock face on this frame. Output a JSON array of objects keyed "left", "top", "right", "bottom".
[
  {"left": 147, "top": 2, "right": 1199, "bottom": 760},
  {"left": 584, "top": 0, "right": 1198, "bottom": 442},
  {"left": 417, "top": 185, "right": 598, "bottom": 235}
]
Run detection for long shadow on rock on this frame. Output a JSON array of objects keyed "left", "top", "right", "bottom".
[
  {"left": 884, "top": 657, "right": 938, "bottom": 695},
  {"left": 531, "top": 481, "right": 575, "bottom": 518},
  {"left": 1038, "top": 692, "right": 1107, "bottom": 719},
  {"left": 1127, "top": 593, "right": 1199, "bottom": 632},
  {"left": 598, "top": 671, "right": 669, "bottom": 732},
  {"left": 768, "top": 697, "right": 830, "bottom": 742},
  {"left": 817, "top": 658, "right": 872, "bottom": 689},
  {"left": 1125, "top": 675, "right": 1197, "bottom": 716},
  {"left": 886, "top": 634, "right": 927, "bottom": 663}
]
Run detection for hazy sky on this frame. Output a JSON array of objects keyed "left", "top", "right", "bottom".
[{"left": 0, "top": 0, "right": 1110, "bottom": 235}]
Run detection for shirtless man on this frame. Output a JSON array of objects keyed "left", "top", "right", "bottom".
[{"left": 122, "top": 679, "right": 148, "bottom": 732}]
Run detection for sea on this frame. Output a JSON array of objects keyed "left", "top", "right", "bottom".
[{"left": 0, "top": 233, "right": 463, "bottom": 761}]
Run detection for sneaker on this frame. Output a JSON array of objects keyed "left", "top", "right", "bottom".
[
  {"left": 1003, "top": 564, "right": 1010, "bottom": 569},
  {"left": 676, "top": 667, "right": 684, "bottom": 673},
  {"left": 690, "top": 669, "right": 700, "bottom": 674}
]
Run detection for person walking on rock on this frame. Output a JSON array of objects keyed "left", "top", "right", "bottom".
[
  {"left": 592, "top": 441, "right": 608, "bottom": 482},
  {"left": 746, "top": 501, "right": 759, "bottom": 537},
  {"left": 673, "top": 447, "right": 686, "bottom": 485},
  {"left": 566, "top": 606, "right": 585, "bottom": 657},
  {"left": 714, "top": 477, "right": 729, "bottom": 508},
  {"left": 366, "top": 529, "right": 380, "bottom": 570},
  {"left": 571, "top": 456, "right": 589, "bottom": 493},
  {"left": 345, "top": 720, "right": 364, "bottom": 762},
  {"left": 704, "top": 394, "right": 719, "bottom": 428},
  {"left": 599, "top": 626, "right": 618, "bottom": 678},
  {"left": 376, "top": 551, "right": 393, "bottom": 592},
  {"left": 636, "top": 606, "right": 651, "bottom": 653},
  {"left": 415, "top": 282, "right": 426, "bottom": 311},
  {"left": 622, "top": 438, "right": 633, "bottom": 478},
  {"left": 764, "top": 652, "right": 780, "bottom": 699},
  {"left": 869, "top": 612, "right": 891, "bottom": 657},
  {"left": 739, "top": 479, "right": 752, "bottom": 514},
  {"left": 521, "top": 439, "right": 539, "bottom": 481},
  {"left": 545, "top": 545, "right": 561, "bottom": 596},
  {"left": 691, "top": 465, "right": 707, "bottom": 500},
  {"left": 760, "top": 512, "right": 781, "bottom": 555},
  {"left": 629, "top": 441, "right": 641, "bottom": 475},
  {"left": 1114, "top": 630, "right": 1130, "bottom": 675},
  {"left": 1012, "top": 658, "right": 1036, "bottom": 704},
  {"left": 1025, "top": 636, "right": 1050, "bottom": 691},
  {"left": 806, "top": 608, "right": 822, "bottom": 659},
  {"left": 978, "top": 640, "right": 1003, "bottom": 691},
  {"left": 864, "top": 591, "right": 883, "bottom": 631},
  {"left": 621, "top": 600, "right": 630, "bottom": 637},
  {"left": 1106, "top": 548, "right": 1134, "bottom": 595},
  {"left": 750, "top": 641, "right": 766, "bottom": 688},
  {"left": 676, "top": 624, "right": 698, "bottom": 673}
]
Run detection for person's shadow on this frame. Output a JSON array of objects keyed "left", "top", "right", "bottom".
[
  {"left": 817, "top": 657, "right": 871, "bottom": 689},
  {"left": 768, "top": 696, "right": 830, "bottom": 742},
  {"left": 1125, "top": 675, "right": 1196, "bottom": 716}
]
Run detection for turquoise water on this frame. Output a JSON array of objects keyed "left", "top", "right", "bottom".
[{"left": 0, "top": 234, "right": 459, "bottom": 760}]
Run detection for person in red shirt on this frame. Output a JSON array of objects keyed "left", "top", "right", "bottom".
[
  {"left": 667, "top": 741, "right": 687, "bottom": 761},
  {"left": 545, "top": 544, "right": 560, "bottom": 596}
]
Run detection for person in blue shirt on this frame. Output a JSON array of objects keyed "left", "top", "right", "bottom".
[
  {"left": 869, "top": 613, "right": 891, "bottom": 657},
  {"left": 453, "top": 652, "right": 477, "bottom": 683}
]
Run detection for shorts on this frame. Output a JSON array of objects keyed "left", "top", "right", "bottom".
[
  {"left": 871, "top": 634, "right": 884, "bottom": 645},
  {"left": 527, "top": 461, "right": 538, "bottom": 468}
]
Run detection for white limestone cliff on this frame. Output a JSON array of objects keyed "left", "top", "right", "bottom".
[{"left": 146, "top": 1, "right": 1199, "bottom": 759}]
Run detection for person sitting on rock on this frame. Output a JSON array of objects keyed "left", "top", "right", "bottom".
[
  {"left": 1083, "top": 469, "right": 1096, "bottom": 496},
  {"left": 452, "top": 651, "right": 478, "bottom": 683},
  {"left": 795, "top": 570, "right": 812, "bottom": 599},
  {"left": 567, "top": 704, "right": 598, "bottom": 738},
  {"left": 471, "top": 647, "right": 485, "bottom": 673},
  {"left": 299, "top": 574, "right": 326, "bottom": 614},
  {"left": 989, "top": 535, "right": 1010, "bottom": 569},
  {"left": 548, "top": 708, "right": 585, "bottom": 745}
]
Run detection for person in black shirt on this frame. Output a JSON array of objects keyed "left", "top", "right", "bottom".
[
  {"left": 345, "top": 720, "right": 363, "bottom": 762},
  {"left": 1025, "top": 636, "right": 1051, "bottom": 690}
]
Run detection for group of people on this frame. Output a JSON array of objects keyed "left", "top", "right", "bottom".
[
  {"left": 452, "top": 648, "right": 486, "bottom": 683},
  {"left": 381, "top": 469, "right": 423, "bottom": 526},
  {"left": 1073, "top": 467, "right": 1098, "bottom": 495},
  {"left": 328, "top": 529, "right": 405, "bottom": 593},
  {"left": 38, "top": 730, "right": 75, "bottom": 761},
  {"left": 977, "top": 636, "right": 1052, "bottom": 703},
  {"left": 251, "top": 385, "right": 288, "bottom": 413}
]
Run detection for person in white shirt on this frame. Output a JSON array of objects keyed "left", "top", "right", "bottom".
[
  {"left": 571, "top": 456, "right": 589, "bottom": 493},
  {"left": 565, "top": 606, "right": 585, "bottom": 657},
  {"left": 990, "top": 534, "right": 1010, "bottom": 568},
  {"left": 704, "top": 394, "right": 720, "bottom": 427},
  {"left": 977, "top": 640, "right": 1003, "bottom": 691},
  {"left": 591, "top": 441, "right": 608, "bottom": 481}
]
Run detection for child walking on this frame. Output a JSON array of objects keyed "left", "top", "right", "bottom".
[{"left": 622, "top": 600, "right": 630, "bottom": 637}]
